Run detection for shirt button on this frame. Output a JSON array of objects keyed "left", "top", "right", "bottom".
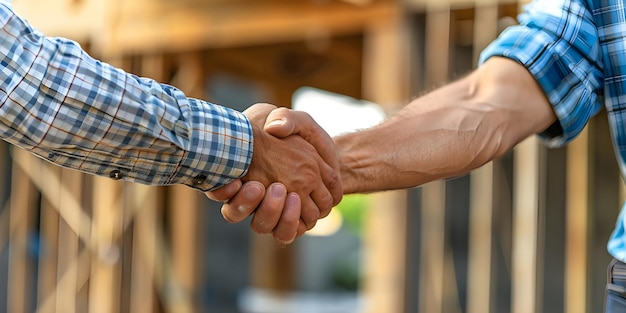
[
  {"left": 192, "top": 175, "right": 207, "bottom": 185},
  {"left": 110, "top": 170, "right": 123, "bottom": 180}
]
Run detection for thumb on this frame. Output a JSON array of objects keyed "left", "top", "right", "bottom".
[
  {"left": 263, "top": 107, "right": 296, "bottom": 138},
  {"left": 264, "top": 108, "right": 336, "bottom": 169}
]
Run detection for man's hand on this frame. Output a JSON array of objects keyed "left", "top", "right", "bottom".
[
  {"left": 206, "top": 180, "right": 307, "bottom": 244},
  {"left": 206, "top": 103, "right": 342, "bottom": 245}
]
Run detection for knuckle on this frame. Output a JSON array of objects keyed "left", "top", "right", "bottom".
[
  {"left": 318, "top": 195, "right": 334, "bottom": 218},
  {"left": 281, "top": 212, "right": 300, "bottom": 225},
  {"left": 252, "top": 206, "right": 280, "bottom": 234},
  {"left": 327, "top": 172, "right": 342, "bottom": 193},
  {"left": 293, "top": 168, "right": 319, "bottom": 191},
  {"left": 326, "top": 174, "right": 343, "bottom": 206},
  {"left": 259, "top": 203, "right": 281, "bottom": 218},
  {"left": 301, "top": 210, "right": 320, "bottom": 230},
  {"left": 301, "top": 167, "right": 318, "bottom": 182},
  {"left": 305, "top": 219, "right": 318, "bottom": 230},
  {"left": 251, "top": 221, "right": 272, "bottom": 234}
]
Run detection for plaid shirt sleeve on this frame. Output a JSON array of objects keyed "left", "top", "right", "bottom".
[
  {"left": 479, "top": 0, "right": 604, "bottom": 147},
  {"left": 0, "top": 2, "right": 253, "bottom": 191}
]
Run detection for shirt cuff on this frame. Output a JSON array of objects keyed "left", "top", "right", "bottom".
[
  {"left": 173, "top": 102, "right": 254, "bottom": 191},
  {"left": 479, "top": 22, "right": 603, "bottom": 148}
]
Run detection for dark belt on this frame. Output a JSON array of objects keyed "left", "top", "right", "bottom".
[{"left": 607, "top": 258, "right": 626, "bottom": 296}]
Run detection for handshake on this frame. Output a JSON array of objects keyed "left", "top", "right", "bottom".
[
  {"left": 201, "top": 58, "right": 538, "bottom": 246},
  {"left": 206, "top": 103, "right": 346, "bottom": 246}
]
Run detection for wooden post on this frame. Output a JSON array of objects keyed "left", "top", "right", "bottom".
[
  {"left": 56, "top": 169, "right": 83, "bottom": 313},
  {"left": 11, "top": 151, "right": 92, "bottom": 313},
  {"left": 7, "top": 149, "right": 40, "bottom": 313},
  {"left": 468, "top": 161, "right": 496, "bottom": 312},
  {"left": 361, "top": 5, "right": 409, "bottom": 313},
  {"left": 418, "top": 4, "right": 453, "bottom": 313},
  {"left": 129, "top": 184, "right": 158, "bottom": 313},
  {"left": 511, "top": 137, "right": 545, "bottom": 313},
  {"left": 167, "top": 185, "right": 200, "bottom": 311},
  {"left": 36, "top": 164, "right": 61, "bottom": 311},
  {"left": 167, "top": 53, "right": 205, "bottom": 310},
  {"left": 467, "top": 2, "right": 499, "bottom": 313},
  {"left": 88, "top": 177, "right": 124, "bottom": 313},
  {"left": 250, "top": 235, "right": 295, "bottom": 292},
  {"left": 418, "top": 181, "right": 447, "bottom": 313},
  {"left": 122, "top": 54, "right": 164, "bottom": 313}
]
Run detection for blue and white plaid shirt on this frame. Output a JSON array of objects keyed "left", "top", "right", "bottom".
[
  {"left": 480, "top": 0, "right": 626, "bottom": 261},
  {"left": 0, "top": 1, "right": 253, "bottom": 191}
]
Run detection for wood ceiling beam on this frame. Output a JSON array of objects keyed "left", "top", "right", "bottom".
[{"left": 99, "top": 1, "right": 399, "bottom": 57}]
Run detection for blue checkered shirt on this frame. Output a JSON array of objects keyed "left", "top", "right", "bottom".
[
  {"left": 0, "top": 1, "right": 253, "bottom": 191},
  {"left": 480, "top": 0, "right": 626, "bottom": 261}
]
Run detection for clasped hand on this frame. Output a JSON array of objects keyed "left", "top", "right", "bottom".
[{"left": 206, "top": 103, "right": 342, "bottom": 245}]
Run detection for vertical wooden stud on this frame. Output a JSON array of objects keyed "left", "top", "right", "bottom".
[
  {"left": 167, "top": 53, "right": 206, "bottom": 310},
  {"left": 56, "top": 169, "right": 83, "bottom": 313},
  {"left": 564, "top": 126, "right": 590, "bottom": 313},
  {"left": 511, "top": 137, "right": 545, "bottom": 313},
  {"left": 361, "top": 5, "right": 409, "bottom": 313},
  {"left": 88, "top": 177, "right": 124, "bottom": 313},
  {"left": 36, "top": 164, "right": 61, "bottom": 311},
  {"left": 7, "top": 149, "right": 40, "bottom": 313},
  {"left": 418, "top": 4, "right": 451, "bottom": 313},
  {"left": 129, "top": 184, "right": 158, "bottom": 313},
  {"left": 467, "top": 2, "right": 499, "bottom": 313},
  {"left": 167, "top": 185, "right": 200, "bottom": 311}
]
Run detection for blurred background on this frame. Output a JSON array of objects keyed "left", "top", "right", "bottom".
[{"left": 0, "top": 0, "right": 621, "bottom": 312}]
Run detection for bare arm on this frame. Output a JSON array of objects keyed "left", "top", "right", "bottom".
[
  {"left": 205, "top": 56, "right": 557, "bottom": 243},
  {"left": 338, "top": 56, "right": 556, "bottom": 193}
]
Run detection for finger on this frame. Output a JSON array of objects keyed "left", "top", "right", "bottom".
[
  {"left": 310, "top": 184, "right": 333, "bottom": 219},
  {"left": 264, "top": 109, "right": 343, "bottom": 205},
  {"left": 205, "top": 180, "right": 243, "bottom": 203},
  {"left": 251, "top": 183, "right": 287, "bottom": 234},
  {"left": 263, "top": 107, "right": 295, "bottom": 137},
  {"left": 220, "top": 181, "right": 265, "bottom": 223},
  {"left": 264, "top": 109, "right": 339, "bottom": 171},
  {"left": 297, "top": 220, "right": 307, "bottom": 237},
  {"left": 273, "top": 192, "right": 301, "bottom": 245},
  {"left": 300, "top": 196, "right": 320, "bottom": 231},
  {"left": 318, "top": 157, "right": 343, "bottom": 207}
]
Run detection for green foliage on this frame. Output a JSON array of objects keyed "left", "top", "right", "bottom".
[
  {"left": 330, "top": 251, "right": 361, "bottom": 291},
  {"left": 335, "top": 194, "right": 370, "bottom": 236}
]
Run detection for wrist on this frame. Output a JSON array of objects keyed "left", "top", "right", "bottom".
[
  {"left": 335, "top": 130, "right": 388, "bottom": 194},
  {"left": 245, "top": 121, "right": 272, "bottom": 185}
]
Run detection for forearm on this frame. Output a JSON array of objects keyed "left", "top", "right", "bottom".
[
  {"left": 336, "top": 57, "right": 556, "bottom": 194},
  {"left": 0, "top": 4, "right": 252, "bottom": 190}
]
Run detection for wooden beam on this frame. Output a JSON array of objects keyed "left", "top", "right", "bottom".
[
  {"left": 418, "top": 5, "right": 453, "bottom": 313},
  {"left": 12, "top": 0, "right": 103, "bottom": 42},
  {"left": 123, "top": 53, "right": 164, "bottom": 313},
  {"left": 88, "top": 178, "right": 124, "bottom": 313},
  {"left": 36, "top": 164, "right": 61, "bottom": 311},
  {"left": 167, "top": 54, "right": 205, "bottom": 310},
  {"left": 35, "top": 169, "right": 85, "bottom": 313},
  {"left": 564, "top": 127, "right": 589, "bottom": 313},
  {"left": 360, "top": 9, "right": 409, "bottom": 313},
  {"left": 167, "top": 185, "right": 202, "bottom": 309},
  {"left": 103, "top": 1, "right": 399, "bottom": 56},
  {"left": 511, "top": 137, "right": 545, "bottom": 313},
  {"left": 467, "top": 3, "right": 498, "bottom": 313},
  {"left": 406, "top": 0, "right": 518, "bottom": 11},
  {"left": 7, "top": 149, "right": 39, "bottom": 313},
  {"left": 129, "top": 184, "right": 158, "bottom": 313},
  {"left": 56, "top": 169, "right": 83, "bottom": 313}
]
